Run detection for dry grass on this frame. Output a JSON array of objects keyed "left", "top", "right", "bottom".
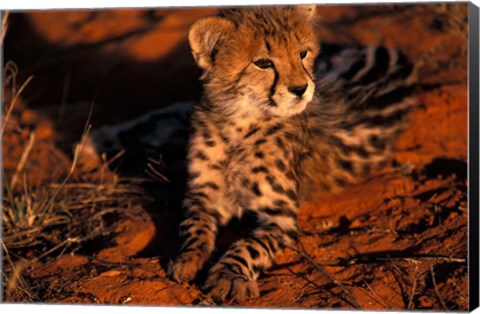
[
  {"left": 2, "top": 174, "right": 144, "bottom": 301},
  {"left": 1, "top": 63, "right": 147, "bottom": 302},
  {"left": 1, "top": 11, "right": 9, "bottom": 44}
]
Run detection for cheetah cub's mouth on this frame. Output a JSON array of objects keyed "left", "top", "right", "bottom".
[
  {"left": 188, "top": 6, "right": 320, "bottom": 118},
  {"left": 265, "top": 72, "right": 315, "bottom": 117}
]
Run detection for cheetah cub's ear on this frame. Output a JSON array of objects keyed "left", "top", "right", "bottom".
[{"left": 188, "top": 17, "right": 233, "bottom": 79}]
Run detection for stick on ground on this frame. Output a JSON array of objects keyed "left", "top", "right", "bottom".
[{"left": 283, "top": 241, "right": 362, "bottom": 309}]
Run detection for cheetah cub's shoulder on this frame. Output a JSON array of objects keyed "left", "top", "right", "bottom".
[{"left": 167, "top": 5, "right": 416, "bottom": 304}]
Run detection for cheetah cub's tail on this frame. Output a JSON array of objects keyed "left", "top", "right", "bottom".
[
  {"left": 300, "top": 44, "right": 419, "bottom": 199},
  {"left": 80, "top": 101, "right": 193, "bottom": 166}
]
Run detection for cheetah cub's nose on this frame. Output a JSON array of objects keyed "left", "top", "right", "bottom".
[{"left": 288, "top": 84, "right": 308, "bottom": 97}]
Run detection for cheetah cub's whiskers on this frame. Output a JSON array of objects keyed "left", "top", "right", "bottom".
[{"left": 167, "top": 6, "right": 417, "bottom": 303}]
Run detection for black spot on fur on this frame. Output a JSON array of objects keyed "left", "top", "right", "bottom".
[
  {"left": 247, "top": 246, "right": 260, "bottom": 259},
  {"left": 219, "top": 133, "right": 230, "bottom": 144},
  {"left": 227, "top": 254, "right": 249, "bottom": 269},
  {"left": 330, "top": 136, "right": 370, "bottom": 159},
  {"left": 203, "top": 182, "right": 220, "bottom": 190},
  {"left": 264, "top": 235, "right": 278, "bottom": 254},
  {"left": 245, "top": 126, "right": 261, "bottom": 138},
  {"left": 275, "top": 137, "right": 287, "bottom": 152},
  {"left": 285, "top": 189, "right": 297, "bottom": 201},
  {"left": 241, "top": 178, "right": 250, "bottom": 188},
  {"left": 190, "top": 172, "right": 200, "bottom": 180},
  {"left": 286, "top": 230, "right": 298, "bottom": 241},
  {"left": 188, "top": 191, "right": 210, "bottom": 200},
  {"left": 337, "top": 158, "right": 353, "bottom": 172},
  {"left": 368, "top": 134, "right": 388, "bottom": 151},
  {"left": 195, "top": 229, "right": 207, "bottom": 236},
  {"left": 181, "top": 237, "right": 198, "bottom": 251},
  {"left": 355, "top": 146, "right": 370, "bottom": 158},
  {"left": 275, "top": 159, "right": 286, "bottom": 171},
  {"left": 260, "top": 207, "right": 296, "bottom": 218},
  {"left": 275, "top": 137, "right": 285, "bottom": 150},
  {"left": 205, "top": 140, "right": 216, "bottom": 147},
  {"left": 201, "top": 129, "right": 212, "bottom": 140},
  {"left": 179, "top": 223, "right": 193, "bottom": 233},
  {"left": 195, "top": 151, "right": 209, "bottom": 161},
  {"left": 254, "top": 139, "right": 267, "bottom": 146},
  {"left": 266, "top": 175, "right": 285, "bottom": 193},
  {"left": 265, "top": 124, "right": 283, "bottom": 136},
  {"left": 253, "top": 264, "right": 265, "bottom": 275},
  {"left": 284, "top": 131, "right": 301, "bottom": 142},
  {"left": 286, "top": 171, "right": 296, "bottom": 181},
  {"left": 209, "top": 164, "right": 223, "bottom": 170},
  {"left": 255, "top": 151, "right": 265, "bottom": 158},
  {"left": 252, "top": 166, "right": 269, "bottom": 174},
  {"left": 251, "top": 237, "right": 272, "bottom": 256},
  {"left": 208, "top": 211, "right": 223, "bottom": 225},
  {"left": 274, "top": 199, "right": 288, "bottom": 207},
  {"left": 252, "top": 182, "right": 262, "bottom": 196}
]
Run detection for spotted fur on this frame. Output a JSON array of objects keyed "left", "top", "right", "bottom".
[{"left": 85, "top": 5, "right": 417, "bottom": 304}]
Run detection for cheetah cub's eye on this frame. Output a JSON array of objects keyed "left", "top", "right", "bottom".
[
  {"left": 300, "top": 50, "right": 308, "bottom": 59},
  {"left": 254, "top": 58, "right": 273, "bottom": 69}
]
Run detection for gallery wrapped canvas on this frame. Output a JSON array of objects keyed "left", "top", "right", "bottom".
[{"left": 1, "top": 1, "right": 478, "bottom": 311}]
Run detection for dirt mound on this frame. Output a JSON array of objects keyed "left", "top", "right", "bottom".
[{"left": 2, "top": 4, "right": 469, "bottom": 310}]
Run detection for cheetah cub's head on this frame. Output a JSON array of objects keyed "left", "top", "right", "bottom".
[{"left": 189, "top": 6, "right": 319, "bottom": 118}]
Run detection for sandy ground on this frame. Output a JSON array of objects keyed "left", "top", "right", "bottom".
[{"left": 2, "top": 4, "right": 469, "bottom": 309}]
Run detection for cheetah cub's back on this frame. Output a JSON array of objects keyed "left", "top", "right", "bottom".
[{"left": 167, "top": 5, "right": 417, "bottom": 304}]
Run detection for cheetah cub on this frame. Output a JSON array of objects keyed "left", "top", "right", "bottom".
[{"left": 167, "top": 6, "right": 416, "bottom": 303}]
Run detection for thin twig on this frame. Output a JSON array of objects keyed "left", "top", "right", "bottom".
[
  {"left": 347, "top": 255, "right": 466, "bottom": 265},
  {"left": 145, "top": 162, "right": 169, "bottom": 183},
  {"left": 283, "top": 241, "right": 362, "bottom": 309},
  {"left": 430, "top": 265, "right": 448, "bottom": 310},
  {"left": 42, "top": 105, "right": 93, "bottom": 216},
  {"left": 407, "top": 265, "right": 419, "bottom": 309},
  {"left": 11, "top": 132, "right": 35, "bottom": 189},
  {"left": 1, "top": 11, "right": 9, "bottom": 44},
  {"left": 1, "top": 239, "right": 34, "bottom": 301},
  {"left": 362, "top": 280, "right": 392, "bottom": 309},
  {"left": 1, "top": 75, "right": 34, "bottom": 137}
]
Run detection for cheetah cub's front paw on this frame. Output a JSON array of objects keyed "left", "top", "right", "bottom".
[
  {"left": 167, "top": 252, "right": 204, "bottom": 283},
  {"left": 203, "top": 264, "right": 259, "bottom": 303}
]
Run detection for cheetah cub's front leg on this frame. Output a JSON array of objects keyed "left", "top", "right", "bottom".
[
  {"left": 203, "top": 129, "right": 301, "bottom": 303},
  {"left": 204, "top": 212, "right": 299, "bottom": 303},
  {"left": 167, "top": 121, "right": 233, "bottom": 283}
]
